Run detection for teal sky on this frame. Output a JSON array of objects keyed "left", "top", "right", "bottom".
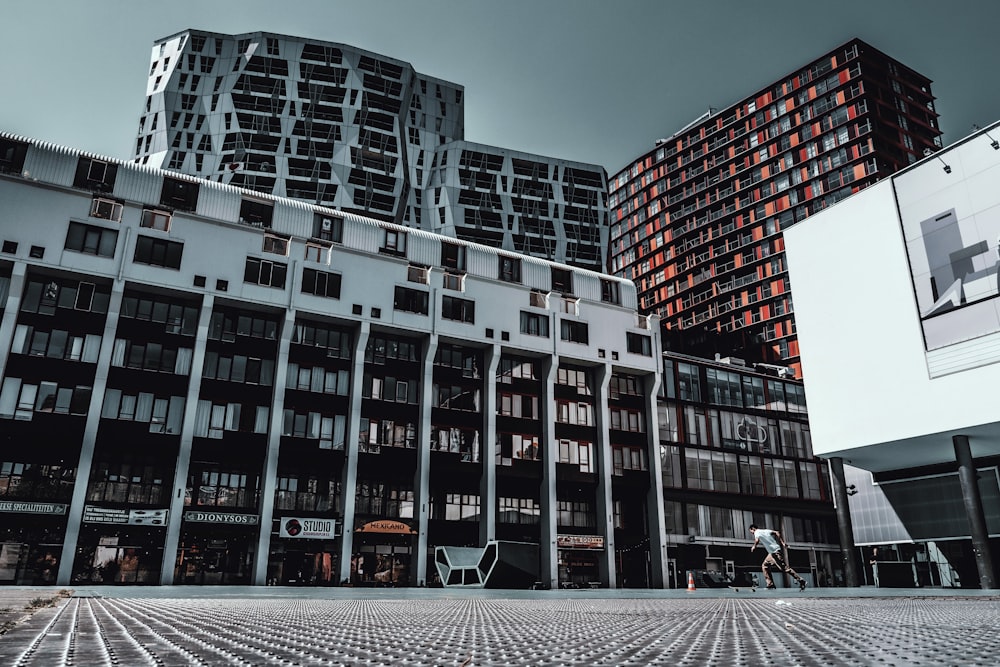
[{"left": 2, "top": 0, "right": 998, "bottom": 174}]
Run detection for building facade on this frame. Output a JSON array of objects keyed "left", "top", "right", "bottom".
[
  {"left": 608, "top": 38, "right": 943, "bottom": 376},
  {"left": 133, "top": 30, "right": 609, "bottom": 272},
  {"left": 657, "top": 352, "right": 839, "bottom": 588},
  {"left": 784, "top": 121, "right": 1000, "bottom": 588},
  {"left": 0, "top": 132, "right": 659, "bottom": 588}
]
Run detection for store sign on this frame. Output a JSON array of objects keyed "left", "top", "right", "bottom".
[
  {"left": 83, "top": 506, "right": 169, "bottom": 526},
  {"left": 557, "top": 534, "right": 605, "bottom": 550},
  {"left": 279, "top": 517, "right": 337, "bottom": 539},
  {"left": 356, "top": 519, "right": 416, "bottom": 534},
  {"left": 0, "top": 501, "right": 67, "bottom": 515},
  {"left": 184, "top": 511, "right": 259, "bottom": 525}
]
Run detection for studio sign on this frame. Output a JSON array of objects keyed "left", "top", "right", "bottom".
[
  {"left": 184, "top": 511, "right": 259, "bottom": 525},
  {"left": 279, "top": 517, "right": 337, "bottom": 539}
]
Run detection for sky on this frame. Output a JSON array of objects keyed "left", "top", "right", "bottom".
[{"left": 2, "top": 0, "right": 999, "bottom": 175}]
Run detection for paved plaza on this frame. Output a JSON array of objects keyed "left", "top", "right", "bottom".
[{"left": 0, "top": 587, "right": 998, "bottom": 666}]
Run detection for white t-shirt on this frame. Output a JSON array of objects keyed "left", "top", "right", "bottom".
[{"left": 753, "top": 529, "right": 782, "bottom": 554}]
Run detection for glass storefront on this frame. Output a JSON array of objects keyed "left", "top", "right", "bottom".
[
  {"left": 0, "top": 515, "right": 65, "bottom": 585},
  {"left": 71, "top": 526, "right": 165, "bottom": 584},
  {"left": 175, "top": 519, "right": 257, "bottom": 585}
]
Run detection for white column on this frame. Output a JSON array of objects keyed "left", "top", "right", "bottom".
[
  {"left": 159, "top": 294, "right": 213, "bottom": 584},
  {"left": 336, "top": 321, "right": 370, "bottom": 585},
  {"left": 479, "top": 343, "right": 501, "bottom": 545},
  {"left": 592, "top": 363, "right": 616, "bottom": 588},
  {"left": 413, "top": 333, "right": 438, "bottom": 586},
  {"left": 539, "top": 357, "right": 559, "bottom": 588}
]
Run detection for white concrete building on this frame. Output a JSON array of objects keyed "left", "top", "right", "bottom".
[
  {"left": 0, "top": 131, "right": 662, "bottom": 588},
  {"left": 784, "top": 121, "right": 1000, "bottom": 588}
]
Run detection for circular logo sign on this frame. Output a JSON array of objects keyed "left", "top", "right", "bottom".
[{"left": 284, "top": 518, "right": 302, "bottom": 536}]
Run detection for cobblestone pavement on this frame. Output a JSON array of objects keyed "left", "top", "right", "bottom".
[{"left": 1, "top": 592, "right": 998, "bottom": 666}]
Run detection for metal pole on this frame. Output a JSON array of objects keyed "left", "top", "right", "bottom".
[
  {"left": 828, "top": 457, "right": 860, "bottom": 587},
  {"left": 953, "top": 435, "right": 997, "bottom": 589}
]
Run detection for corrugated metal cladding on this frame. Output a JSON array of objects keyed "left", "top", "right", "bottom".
[
  {"left": 271, "top": 202, "right": 313, "bottom": 239},
  {"left": 194, "top": 183, "right": 239, "bottom": 222},
  {"left": 574, "top": 274, "right": 601, "bottom": 303},
  {"left": 466, "top": 247, "right": 498, "bottom": 280},
  {"left": 620, "top": 288, "right": 638, "bottom": 311},
  {"left": 520, "top": 260, "right": 552, "bottom": 292},
  {"left": 22, "top": 145, "right": 76, "bottom": 187},
  {"left": 407, "top": 234, "right": 439, "bottom": 267},
  {"left": 115, "top": 166, "right": 166, "bottom": 207},
  {"left": 340, "top": 214, "right": 382, "bottom": 254}
]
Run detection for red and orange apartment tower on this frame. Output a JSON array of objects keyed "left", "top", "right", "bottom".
[{"left": 608, "top": 39, "right": 941, "bottom": 377}]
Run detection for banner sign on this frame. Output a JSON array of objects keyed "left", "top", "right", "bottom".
[
  {"left": 557, "top": 534, "right": 605, "bottom": 550},
  {"left": 355, "top": 519, "right": 416, "bottom": 534},
  {"left": 279, "top": 517, "right": 337, "bottom": 539},
  {"left": 83, "top": 506, "right": 169, "bottom": 526},
  {"left": 184, "top": 511, "right": 259, "bottom": 525},
  {"left": 0, "top": 501, "right": 67, "bottom": 515}
]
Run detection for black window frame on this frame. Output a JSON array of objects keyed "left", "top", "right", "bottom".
[
  {"left": 519, "top": 311, "right": 549, "bottom": 337},
  {"left": 65, "top": 221, "right": 118, "bottom": 258},
  {"left": 159, "top": 176, "right": 200, "bottom": 212},
  {"left": 499, "top": 255, "right": 522, "bottom": 283},
  {"left": 301, "top": 267, "right": 342, "bottom": 299},
  {"left": 626, "top": 332, "right": 653, "bottom": 356},
  {"left": 393, "top": 286, "right": 428, "bottom": 315},
  {"left": 134, "top": 235, "right": 184, "bottom": 269},
  {"left": 441, "top": 295, "right": 475, "bottom": 323},
  {"left": 560, "top": 320, "right": 589, "bottom": 344},
  {"left": 551, "top": 267, "right": 573, "bottom": 294},
  {"left": 243, "top": 256, "right": 288, "bottom": 289}
]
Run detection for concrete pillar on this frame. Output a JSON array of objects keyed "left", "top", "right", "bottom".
[
  {"left": 479, "top": 344, "right": 501, "bottom": 545},
  {"left": 252, "top": 308, "right": 295, "bottom": 585},
  {"left": 643, "top": 371, "right": 668, "bottom": 588},
  {"left": 539, "top": 357, "right": 559, "bottom": 589},
  {"left": 159, "top": 294, "right": 214, "bottom": 584},
  {"left": 593, "top": 363, "right": 616, "bottom": 588},
  {"left": 828, "top": 457, "right": 860, "bottom": 587},
  {"left": 413, "top": 333, "right": 438, "bottom": 586},
  {"left": 336, "top": 322, "right": 369, "bottom": 585},
  {"left": 953, "top": 435, "right": 997, "bottom": 589}
]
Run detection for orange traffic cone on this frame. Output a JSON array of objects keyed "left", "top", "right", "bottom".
[{"left": 687, "top": 571, "right": 696, "bottom": 592}]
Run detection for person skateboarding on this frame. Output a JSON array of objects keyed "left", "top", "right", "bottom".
[{"left": 749, "top": 523, "right": 807, "bottom": 591}]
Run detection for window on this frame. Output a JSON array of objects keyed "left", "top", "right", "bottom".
[
  {"left": 560, "top": 320, "right": 589, "bottom": 344},
  {"left": 1, "top": 240, "right": 17, "bottom": 254},
  {"left": 304, "top": 242, "right": 329, "bottom": 263},
  {"left": 262, "top": 233, "right": 289, "bottom": 255},
  {"left": 314, "top": 214, "right": 343, "bottom": 243},
  {"left": 382, "top": 228, "right": 407, "bottom": 256},
  {"left": 626, "top": 332, "right": 652, "bottom": 356},
  {"left": 557, "top": 440, "right": 594, "bottom": 474},
  {"left": 441, "top": 242, "right": 466, "bottom": 272},
  {"left": 240, "top": 198, "right": 274, "bottom": 228},
  {"left": 529, "top": 290, "right": 548, "bottom": 308},
  {"left": 159, "top": 177, "right": 199, "bottom": 211},
  {"left": 519, "top": 311, "right": 549, "bottom": 337},
  {"left": 612, "top": 445, "right": 648, "bottom": 476},
  {"left": 74, "top": 158, "right": 118, "bottom": 192},
  {"left": 133, "top": 235, "right": 183, "bottom": 269},
  {"left": 551, "top": 267, "right": 573, "bottom": 294},
  {"left": 141, "top": 208, "right": 172, "bottom": 231},
  {"left": 301, "top": 268, "right": 341, "bottom": 298},
  {"left": 601, "top": 279, "right": 621, "bottom": 305},
  {"left": 407, "top": 264, "right": 430, "bottom": 284},
  {"left": 442, "top": 272, "right": 464, "bottom": 291},
  {"left": 90, "top": 197, "right": 123, "bottom": 222},
  {"left": 65, "top": 222, "right": 118, "bottom": 257},
  {"left": 499, "top": 255, "right": 521, "bottom": 283},
  {"left": 244, "top": 257, "right": 287, "bottom": 288},
  {"left": 393, "top": 286, "right": 428, "bottom": 314},
  {"left": 441, "top": 295, "right": 474, "bottom": 323}
]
